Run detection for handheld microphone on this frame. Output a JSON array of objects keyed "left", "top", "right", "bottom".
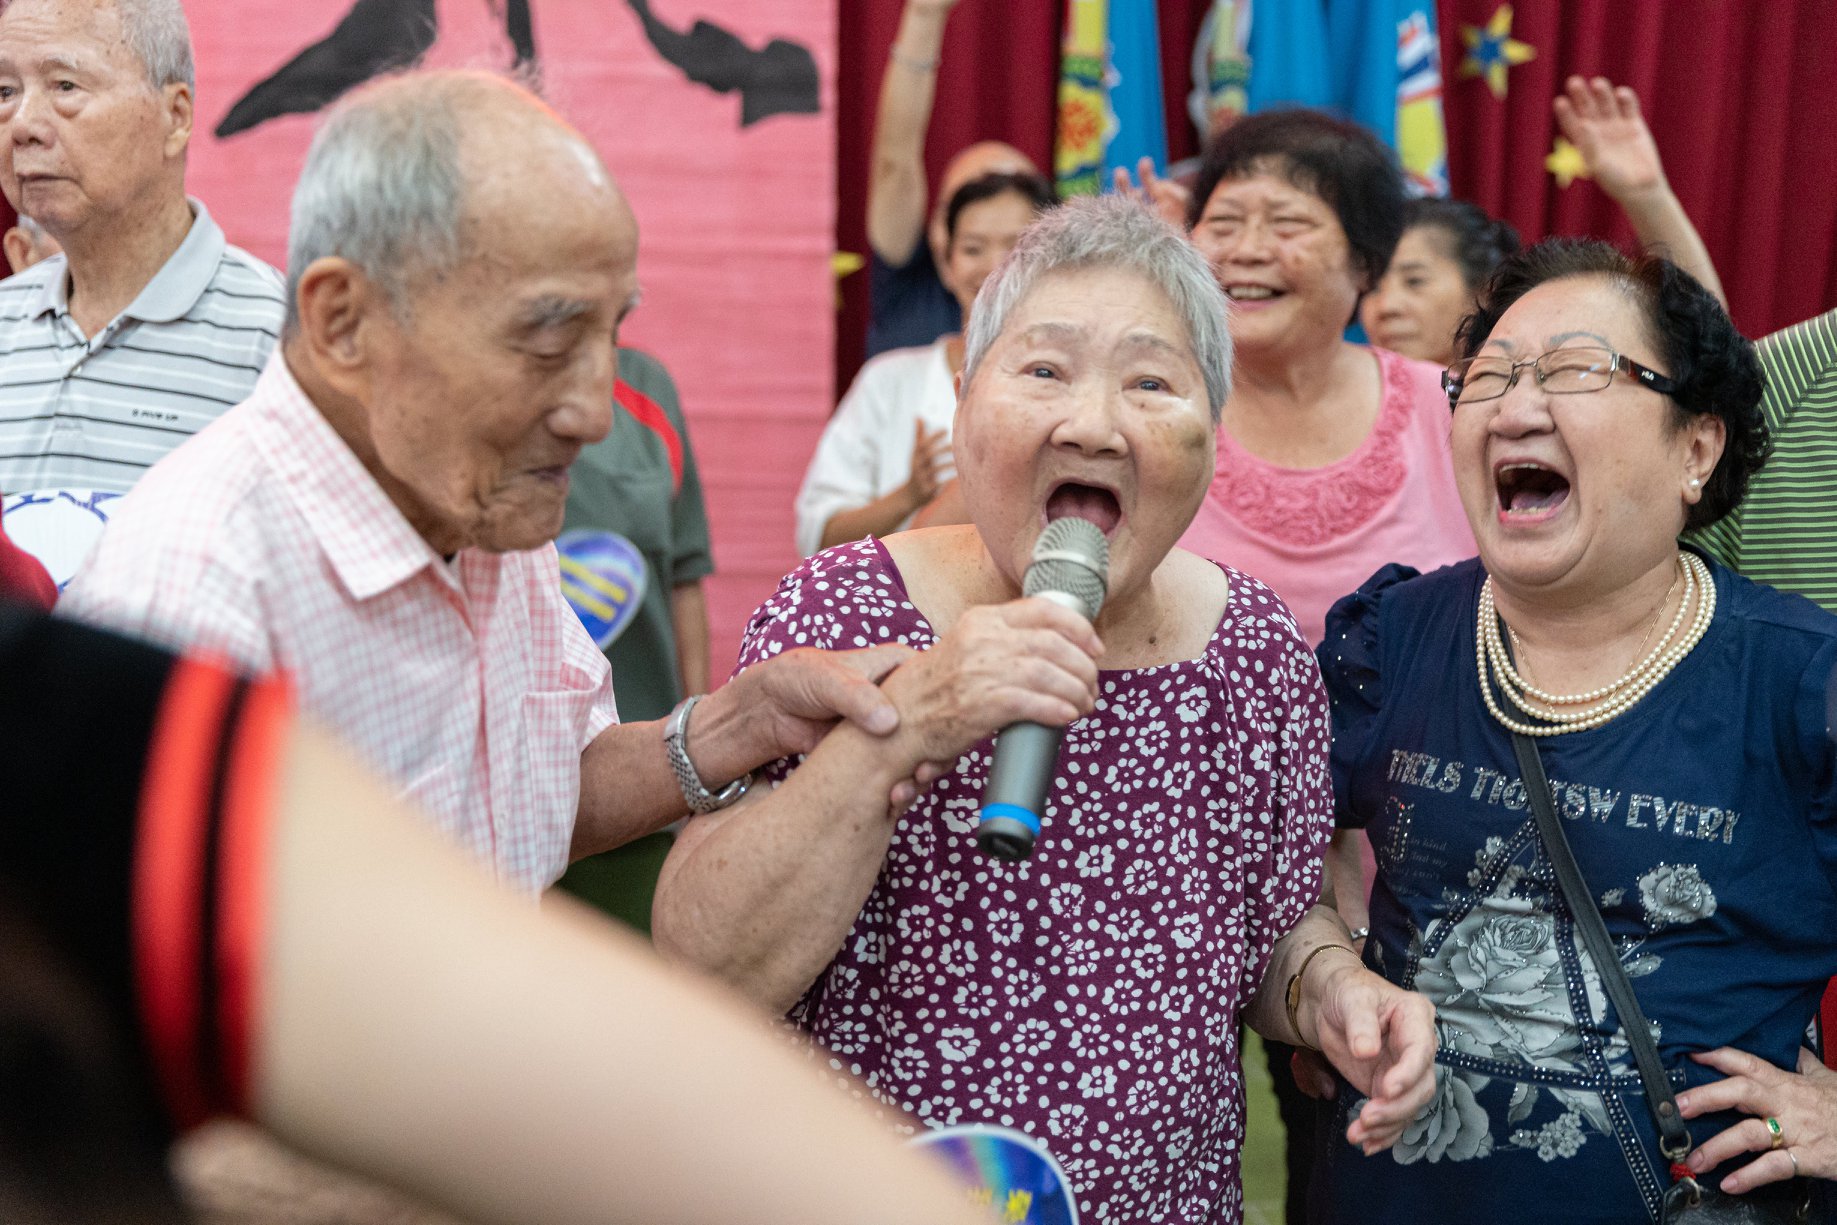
[{"left": 976, "top": 515, "right": 1108, "bottom": 861}]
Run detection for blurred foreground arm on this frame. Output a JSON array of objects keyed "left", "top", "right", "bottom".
[{"left": 262, "top": 720, "right": 988, "bottom": 1225}]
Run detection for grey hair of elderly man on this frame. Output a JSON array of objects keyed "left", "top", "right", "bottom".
[
  {"left": 282, "top": 69, "right": 534, "bottom": 331},
  {"left": 962, "top": 194, "right": 1234, "bottom": 424},
  {"left": 280, "top": 68, "right": 638, "bottom": 564},
  {"left": 114, "top": 0, "right": 195, "bottom": 90}
]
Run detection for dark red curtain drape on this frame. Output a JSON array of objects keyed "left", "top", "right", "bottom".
[
  {"left": 837, "top": 1, "right": 1837, "bottom": 396},
  {"left": 1439, "top": 0, "right": 1837, "bottom": 343}
]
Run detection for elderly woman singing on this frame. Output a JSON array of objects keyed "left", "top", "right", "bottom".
[
  {"left": 654, "top": 196, "right": 1436, "bottom": 1221},
  {"left": 1312, "top": 239, "right": 1837, "bottom": 1223}
]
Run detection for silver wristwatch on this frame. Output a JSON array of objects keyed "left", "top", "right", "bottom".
[{"left": 663, "top": 694, "right": 753, "bottom": 814}]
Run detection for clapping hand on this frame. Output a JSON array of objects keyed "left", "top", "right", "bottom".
[{"left": 903, "top": 421, "right": 954, "bottom": 512}]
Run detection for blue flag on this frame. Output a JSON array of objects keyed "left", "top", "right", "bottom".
[
  {"left": 1244, "top": 0, "right": 1332, "bottom": 113},
  {"left": 1101, "top": 0, "right": 1169, "bottom": 181},
  {"left": 1327, "top": 0, "right": 1447, "bottom": 193}
]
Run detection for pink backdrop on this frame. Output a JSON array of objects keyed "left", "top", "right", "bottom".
[{"left": 185, "top": 0, "right": 838, "bottom": 673}]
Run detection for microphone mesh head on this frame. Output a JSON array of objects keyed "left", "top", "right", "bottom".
[{"left": 1023, "top": 516, "right": 1109, "bottom": 621}]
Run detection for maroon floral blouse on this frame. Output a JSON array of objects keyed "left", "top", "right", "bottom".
[{"left": 736, "top": 538, "right": 1334, "bottom": 1223}]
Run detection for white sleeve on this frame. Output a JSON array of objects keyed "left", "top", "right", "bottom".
[{"left": 793, "top": 358, "right": 906, "bottom": 558}]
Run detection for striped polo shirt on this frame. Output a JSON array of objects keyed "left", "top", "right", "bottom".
[
  {"left": 0, "top": 199, "right": 284, "bottom": 497},
  {"left": 1689, "top": 310, "right": 1837, "bottom": 611}
]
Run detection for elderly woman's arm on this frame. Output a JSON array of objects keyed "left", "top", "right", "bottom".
[
  {"left": 1677, "top": 1046, "right": 1837, "bottom": 1191},
  {"left": 1243, "top": 905, "right": 1440, "bottom": 1153},
  {"left": 653, "top": 598, "right": 1102, "bottom": 1014}
]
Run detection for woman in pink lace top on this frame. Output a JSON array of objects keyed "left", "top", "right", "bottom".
[{"left": 1178, "top": 110, "right": 1474, "bottom": 647}]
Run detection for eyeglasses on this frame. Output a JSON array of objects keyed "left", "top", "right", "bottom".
[{"left": 1442, "top": 346, "right": 1678, "bottom": 409}]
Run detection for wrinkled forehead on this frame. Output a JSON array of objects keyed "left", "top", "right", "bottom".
[
  {"left": 996, "top": 267, "right": 1197, "bottom": 367},
  {"left": 1483, "top": 273, "right": 1659, "bottom": 356},
  {"left": 0, "top": 0, "right": 130, "bottom": 68}
]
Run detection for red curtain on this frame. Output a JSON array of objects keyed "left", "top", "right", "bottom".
[
  {"left": 836, "top": 1, "right": 1837, "bottom": 393},
  {"left": 1440, "top": 0, "right": 1837, "bottom": 342}
]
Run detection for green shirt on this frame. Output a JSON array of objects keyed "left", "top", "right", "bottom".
[
  {"left": 561, "top": 348, "right": 714, "bottom": 723},
  {"left": 1689, "top": 310, "right": 1837, "bottom": 612},
  {"left": 554, "top": 349, "right": 712, "bottom": 933}
]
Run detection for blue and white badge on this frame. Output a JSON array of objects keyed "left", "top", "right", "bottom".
[
  {"left": 911, "top": 1124, "right": 1079, "bottom": 1225},
  {"left": 1, "top": 488, "right": 122, "bottom": 589},
  {"left": 556, "top": 529, "right": 648, "bottom": 649}
]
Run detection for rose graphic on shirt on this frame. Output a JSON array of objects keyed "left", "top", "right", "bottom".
[
  {"left": 1415, "top": 898, "right": 1582, "bottom": 1068},
  {"left": 1637, "top": 863, "right": 1718, "bottom": 928},
  {"left": 1394, "top": 1064, "right": 1494, "bottom": 1164}
]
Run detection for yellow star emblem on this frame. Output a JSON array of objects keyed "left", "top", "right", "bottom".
[
  {"left": 832, "top": 251, "right": 866, "bottom": 308},
  {"left": 1460, "top": 4, "right": 1536, "bottom": 100},
  {"left": 1545, "top": 138, "right": 1590, "bottom": 189}
]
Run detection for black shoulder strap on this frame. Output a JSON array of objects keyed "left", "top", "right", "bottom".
[{"left": 1510, "top": 731, "right": 1694, "bottom": 1161}]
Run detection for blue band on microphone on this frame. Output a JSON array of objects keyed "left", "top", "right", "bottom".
[{"left": 978, "top": 802, "right": 1042, "bottom": 836}]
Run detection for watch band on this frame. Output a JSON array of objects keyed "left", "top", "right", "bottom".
[{"left": 663, "top": 694, "right": 752, "bottom": 814}]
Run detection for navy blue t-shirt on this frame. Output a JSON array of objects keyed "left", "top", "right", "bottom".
[
  {"left": 1313, "top": 557, "right": 1837, "bottom": 1224},
  {"left": 866, "top": 243, "right": 960, "bottom": 359}
]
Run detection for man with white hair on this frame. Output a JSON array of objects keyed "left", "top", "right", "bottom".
[{"left": 0, "top": 0, "right": 282, "bottom": 577}]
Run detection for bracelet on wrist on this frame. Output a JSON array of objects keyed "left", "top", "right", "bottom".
[
  {"left": 663, "top": 694, "right": 753, "bottom": 815},
  {"left": 1284, "top": 943, "right": 1358, "bottom": 1050}
]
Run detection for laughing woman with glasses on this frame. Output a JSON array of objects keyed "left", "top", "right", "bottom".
[{"left": 1310, "top": 238, "right": 1837, "bottom": 1223}]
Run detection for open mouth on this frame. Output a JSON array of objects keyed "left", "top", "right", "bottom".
[
  {"left": 1045, "top": 481, "right": 1122, "bottom": 535},
  {"left": 1224, "top": 284, "right": 1281, "bottom": 303},
  {"left": 1494, "top": 462, "right": 1571, "bottom": 518}
]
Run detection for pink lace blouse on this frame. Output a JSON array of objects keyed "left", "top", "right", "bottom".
[{"left": 1178, "top": 347, "right": 1475, "bottom": 645}]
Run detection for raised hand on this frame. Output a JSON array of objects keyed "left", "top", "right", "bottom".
[
  {"left": 1112, "top": 156, "right": 1193, "bottom": 229},
  {"left": 1552, "top": 75, "right": 1667, "bottom": 203}
]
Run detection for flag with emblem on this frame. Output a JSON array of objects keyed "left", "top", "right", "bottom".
[{"left": 1054, "top": 0, "right": 1169, "bottom": 197}]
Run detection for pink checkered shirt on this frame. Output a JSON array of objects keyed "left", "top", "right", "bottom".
[{"left": 61, "top": 353, "right": 618, "bottom": 893}]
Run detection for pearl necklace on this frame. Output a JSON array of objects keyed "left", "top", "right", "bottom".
[{"left": 1477, "top": 552, "right": 1715, "bottom": 736}]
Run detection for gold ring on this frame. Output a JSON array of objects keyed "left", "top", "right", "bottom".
[{"left": 1766, "top": 1116, "right": 1785, "bottom": 1150}]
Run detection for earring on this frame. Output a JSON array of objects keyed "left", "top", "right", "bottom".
[{"left": 1688, "top": 477, "right": 1701, "bottom": 489}]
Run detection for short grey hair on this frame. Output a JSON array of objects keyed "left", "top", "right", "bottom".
[
  {"left": 962, "top": 194, "right": 1232, "bottom": 422},
  {"left": 113, "top": 0, "right": 195, "bottom": 91},
  {"left": 285, "top": 70, "right": 539, "bottom": 329}
]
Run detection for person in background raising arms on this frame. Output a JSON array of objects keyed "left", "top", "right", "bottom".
[
  {"left": 862, "top": 0, "right": 1037, "bottom": 358},
  {"left": 1361, "top": 76, "right": 1723, "bottom": 367}
]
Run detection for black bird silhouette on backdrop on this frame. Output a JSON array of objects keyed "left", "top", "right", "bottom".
[{"left": 215, "top": 0, "right": 816, "bottom": 139}]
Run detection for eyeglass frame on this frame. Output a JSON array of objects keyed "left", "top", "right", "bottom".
[{"left": 1441, "top": 346, "right": 1680, "bottom": 410}]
